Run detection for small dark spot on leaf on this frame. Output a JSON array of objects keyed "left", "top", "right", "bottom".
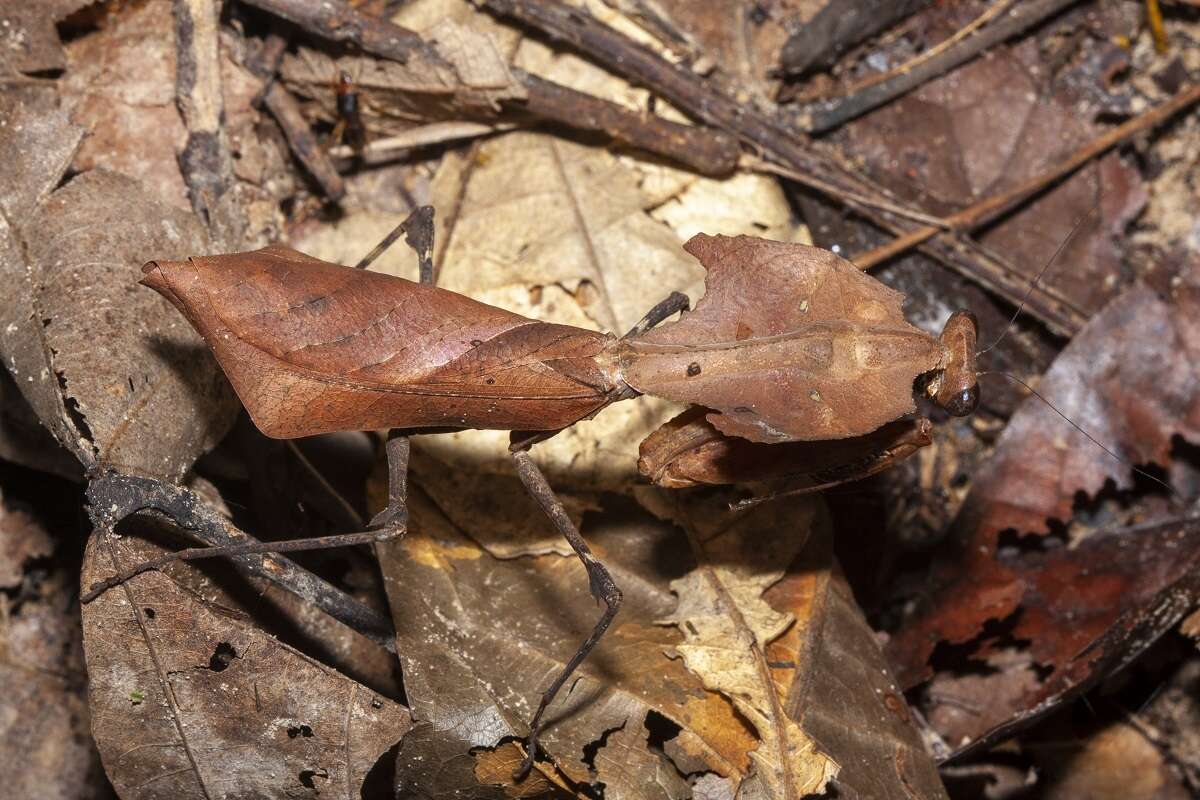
[
  {"left": 470, "top": 339, "right": 483, "bottom": 347},
  {"left": 42, "top": 318, "right": 52, "bottom": 327},
  {"left": 686, "top": 362, "right": 701, "bottom": 377},
  {"left": 143, "top": 607, "right": 155, "bottom": 619},
  {"left": 371, "top": 697, "right": 383, "bottom": 709},
  {"left": 288, "top": 724, "right": 314, "bottom": 739},
  {"left": 734, "top": 406, "right": 754, "bottom": 414},
  {"left": 485, "top": 378, "right": 495, "bottom": 385},
  {"left": 208, "top": 641, "right": 236, "bottom": 672},
  {"left": 685, "top": 621, "right": 699, "bottom": 636},
  {"left": 298, "top": 768, "right": 327, "bottom": 788}
]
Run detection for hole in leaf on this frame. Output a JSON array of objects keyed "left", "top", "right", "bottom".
[
  {"left": 298, "top": 768, "right": 327, "bottom": 788},
  {"left": 287, "top": 724, "right": 314, "bottom": 739},
  {"left": 208, "top": 641, "right": 236, "bottom": 672}
]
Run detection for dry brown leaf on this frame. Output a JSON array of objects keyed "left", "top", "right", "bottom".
[
  {"left": 59, "top": 1, "right": 190, "bottom": 210},
  {"left": 1, "top": 169, "right": 238, "bottom": 479},
  {"left": 1036, "top": 722, "right": 1190, "bottom": 800},
  {"left": 0, "top": 97, "right": 84, "bottom": 459},
  {"left": 474, "top": 742, "right": 572, "bottom": 798},
  {"left": 81, "top": 524, "right": 409, "bottom": 799},
  {"left": 839, "top": 29, "right": 1145, "bottom": 322},
  {"left": 594, "top": 723, "right": 690, "bottom": 800},
  {"left": 0, "top": 498, "right": 106, "bottom": 800},
  {"left": 379, "top": 485, "right": 757, "bottom": 796},
  {"left": 889, "top": 277, "right": 1200, "bottom": 689},
  {"left": 643, "top": 489, "right": 949, "bottom": 799},
  {"left": 644, "top": 491, "right": 839, "bottom": 798},
  {"left": 0, "top": 1, "right": 91, "bottom": 74},
  {"left": 409, "top": 446, "right": 586, "bottom": 558}
]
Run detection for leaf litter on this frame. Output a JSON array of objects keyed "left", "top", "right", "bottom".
[{"left": 4, "top": 0, "right": 1200, "bottom": 797}]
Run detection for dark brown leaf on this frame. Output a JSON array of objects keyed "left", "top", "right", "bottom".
[
  {"left": 838, "top": 22, "right": 1146, "bottom": 323},
  {"left": 0, "top": 0, "right": 91, "bottom": 74},
  {"left": 81, "top": 522, "right": 409, "bottom": 799},
  {"left": 143, "top": 246, "right": 625, "bottom": 438},
  {"left": 0, "top": 498, "right": 105, "bottom": 800},
  {"left": 888, "top": 278, "right": 1200, "bottom": 690},
  {"left": 918, "top": 518, "right": 1200, "bottom": 751},
  {"left": 620, "top": 234, "right": 946, "bottom": 443},
  {"left": 59, "top": 0, "right": 191, "bottom": 210}
]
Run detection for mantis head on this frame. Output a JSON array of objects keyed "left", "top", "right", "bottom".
[{"left": 925, "top": 310, "right": 979, "bottom": 417}]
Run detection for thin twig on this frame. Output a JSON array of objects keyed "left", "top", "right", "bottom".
[
  {"left": 844, "top": 0, "right": 1018, "bottom": 95},
  {"left": 247, "top": 0, "right": 738, "bottom": 175},
  {"left": 246, "top": 32, "right": 346, "bottom": 201},
  {"left": 777, "top": 0, "right": 931, "bottom": 77},
  {"left": 477, "top": 0, "right": 1086, "bottom": 331},
  {"left": 83, "top": 473, "right": 397, "bottom": 650},
  {"left": 328, "top": 121, "right": 515, "bottom": 161},
  {"left": 799, "top": 0, "right": 1082, "bottom": 133},
  {"left": 745, "top": 156, "right": 949, "bottom": 228},
  {"left": 174, "top": 0, "right": 235, "bottom": 232},
  {"left": 851, "top": 83, "right": 1200, "bottom": 269}
]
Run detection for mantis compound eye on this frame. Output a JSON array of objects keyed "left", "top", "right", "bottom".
[
  {"left": 934, "top": 310, "right": 979, "bottom": 416},
  {"left": 941, "top": 383, "right": 979, "bottom": 416}
]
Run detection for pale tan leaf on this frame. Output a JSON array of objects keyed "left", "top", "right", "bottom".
[
  {"left": 645, "top": 491, "right": 839, "bottom": 798},
  {"left": 431, "top": 131, "right": 703, "bottom": 333},
  {"left": 642, "top": 488, "right": 950, "bottom": 799}
]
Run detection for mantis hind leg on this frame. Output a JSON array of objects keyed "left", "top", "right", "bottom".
[{"left": 507, "top": 439, "right": 623, "bottom": 780}]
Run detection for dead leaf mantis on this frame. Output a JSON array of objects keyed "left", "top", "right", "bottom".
[{"left": 84, "top": 205, "right": 999, "bottom": 778}]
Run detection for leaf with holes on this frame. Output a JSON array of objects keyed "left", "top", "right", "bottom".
[
  {"left": 81, "top": 521, "right": 410, "bottom": 800},
  {"left": 888, "top": 275, "right": 1200, "bottom": 692}
]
